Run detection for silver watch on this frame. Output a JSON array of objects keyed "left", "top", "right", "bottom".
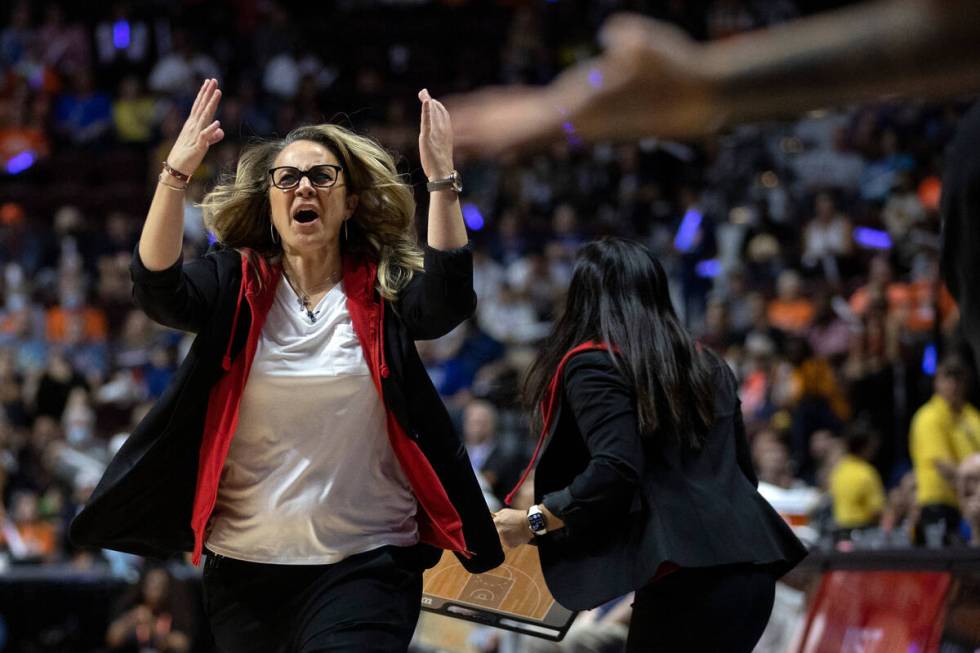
[{"left": 426, "top": 170, "right": 462, "bottom": 193}]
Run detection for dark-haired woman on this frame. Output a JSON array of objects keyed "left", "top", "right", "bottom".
[{"left": 494, "top": 237, "right": 807, "bottom": 652}]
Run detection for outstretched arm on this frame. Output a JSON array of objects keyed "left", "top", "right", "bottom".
[{"left": 451, "top": 0, "right": 980, "bottom": 154}]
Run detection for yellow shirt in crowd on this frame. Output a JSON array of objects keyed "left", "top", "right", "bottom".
[
  {"left": 829, "top": 454, "right": 885, "bottom": 529},
  {"left": 910, "top": 395, "right": 980, "bottom": 508}
]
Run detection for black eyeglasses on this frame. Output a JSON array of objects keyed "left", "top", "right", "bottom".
[{"left": 268, "top": 164, "right": 344, "bottom": 190}]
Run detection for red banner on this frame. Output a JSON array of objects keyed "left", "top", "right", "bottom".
[{"left": 797, "top": 571, "right": 951, "bottom": 653}]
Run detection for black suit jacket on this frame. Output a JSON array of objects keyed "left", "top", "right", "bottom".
[
  {"left": 535, "top": 350, "right": 807, "bottom": 610},
  {"left": 941, "top": 100, "right": 980, "bottom": 373},
  {"left": 70, "top": 243, "right": 503, "bottom": 574}
]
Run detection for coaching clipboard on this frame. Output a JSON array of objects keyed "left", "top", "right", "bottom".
[{"left": 421, "top": 544, "right": 577, "bottom": 641}]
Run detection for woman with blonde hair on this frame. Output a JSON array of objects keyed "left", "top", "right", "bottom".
[{"left": 71, "top": 79, "right": 503, "bottom": 652}]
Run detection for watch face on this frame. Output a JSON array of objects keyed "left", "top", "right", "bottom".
[{"left": 528, "top": 511, "right": 546, "bottom": 533}]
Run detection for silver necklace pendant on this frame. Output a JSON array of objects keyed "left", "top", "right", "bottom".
[{"left": 298, "top": 295, "right": 320, "bottom": 324}]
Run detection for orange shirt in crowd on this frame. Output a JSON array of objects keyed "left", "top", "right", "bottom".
[
  {"left": 850, "top": 281, "right": 958, "bottom": 332},
  {"left": 848, "top": 282, "right": 911, "bottom": 316},
  {"left": 0, "top": 127, "right": 50, "bottom": 163},
  {"left": 16, "top": 521, "right": 57, "bottom": 558},
  {"left": 905, "top": 281, "right": 958, "bottom": 333},
  {"left": 46, "top": 307, "right": 108, "bottom": 343},
  {"left": 767, "top": 299, "right": 815, "bottom": 334},
  {"left": 791, "top": 357, "right": 852, "bottom": 422}
]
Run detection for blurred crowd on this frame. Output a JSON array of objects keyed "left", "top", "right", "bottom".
[{"left": 2, "top": 0, "right": 980, "bottom": 651}]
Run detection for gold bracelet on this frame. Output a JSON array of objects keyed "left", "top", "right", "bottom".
[{"left": 158, "top": 172, "right": 188, "bottom": 191}]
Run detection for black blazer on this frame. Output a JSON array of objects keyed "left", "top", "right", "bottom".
[
  {"left": 535, "top": 350, "right": 807, "bottom": 610},
  {"left": 70, "top": 243, "right": 503, "bottom": 574}
]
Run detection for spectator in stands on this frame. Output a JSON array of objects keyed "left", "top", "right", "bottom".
[
  {"left": 30, "top": 350, "right": 87, "bottom": 421},
  {"left": 957, "top": 453, "right": 980, "bottom": 547},
  {"left": 806, "top": 291, "right": 851, "bottom": 362},
  {"left": 112, "top": 75, "right": 157, "bottom": 144},
  {"left": 828, "top": 424, "right": 886, "bottom": 536},
  {"left": 52, "top": 67, "right": 112, "bottom": 147},
  {"left": 0, "top": 1, "right": 32, "bottom": 68},
  {"left": 6, "top": 489, "right": 58, "bottom": 562},
  {"left": 860, "top": 129, "right": 917, "bottom": 202},
  {"left": 752, "top": 429, "right": 822, "bottom": 544},
  {"left": 753, "top": 430, "right": 796, "bottom": 490},
  {"left": 904, "top": 253, "right": 958, "bottom": 336},
  {"left": 478, "top": 281, "right": 550, "bottom": 346},
  {"left": 700, "top": 296, "right": 738, "bottom": 354},
  {"left": 462, "top": 399, "right": 523, "bottom": 505},
  {"left": 883, "top": 172, "right": 927, "bottom": 263},
  {"left": 801, "top": 192, "right": 853, "bottom": 282},
  {"left": 767, "top": 270, "right": 814, "bottom": 336},
  {"left": 881, "top": 470, "right": 917, "bottom": 543},
  {"left": 848, "top": 255, "right": 907, "bottom": 318},
  {"left": 106, "top": 566, "right": 192, "bottom": 653},
  {"left": 0, "top": 347, "right": 28, "bottom": 427},
  {"left": 784, "top": 337, "right": 849, "bottom": 479},
  {"left": 507, "top": 248, "right": 563, "bottom": 322},
  {"left": 910, "top": 356, "right": 980, "bottom": 545},
  {"left": 36, "top": 4, "right": 90, "bottom": 77},
  {"left": 147, "top": 30, "right": 219, "bottom": 97},
  {"left": 0, "top": 88, "right": 50, "bottom": 166}
]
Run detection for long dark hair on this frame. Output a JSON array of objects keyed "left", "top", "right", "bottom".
[{"left": 524, "top": 237, "right": 715, "bottom": 448}]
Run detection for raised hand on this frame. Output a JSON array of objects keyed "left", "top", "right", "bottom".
[
  {"left": 418, "top": 88, "right": 455, "bottom": 180},
  {"left": 166, "top": 78, "right": 225, "bottom": 177}
]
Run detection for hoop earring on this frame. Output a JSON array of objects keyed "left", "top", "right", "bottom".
[
  {"left": 270, "top": 222, "right": 279, "bottom": 244},
  {"left": 344, "top": 219, "right": 349, "bottom": 241}
]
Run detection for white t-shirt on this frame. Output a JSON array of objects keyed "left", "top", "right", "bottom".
[{"left": 206, "top": 276, "right": 418, "bottom": 564}]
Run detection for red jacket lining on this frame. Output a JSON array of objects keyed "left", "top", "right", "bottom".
[{"left": 190, "top": 251, "right": 469, "bottom": 565}]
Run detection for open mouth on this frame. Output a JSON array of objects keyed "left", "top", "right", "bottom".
[{"left": 293, "top": 209, "right": 319, "bottom": 224}]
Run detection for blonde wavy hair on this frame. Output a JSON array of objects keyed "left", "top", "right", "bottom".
[{"left": 200, "top": 124, "right": 423, "bottom": 299}]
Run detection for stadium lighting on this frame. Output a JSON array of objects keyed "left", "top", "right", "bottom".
[
  {"left": 673, "top": 208, "right": 703, "bottom": 252},
  {"left": 113, "top": 20, "right": 131, "bottom": 49},
  {"left": 696, "top": 259, "right": 722, "bottom": 278},
  {"left": 6, "top": 151, "right": 36, "bottom": 175},
  {"left": 461, "top": 203, "right": 484, "bottom": 231},
  {"left": 853, "top": 227, "right": 892, "bottom": 250}
]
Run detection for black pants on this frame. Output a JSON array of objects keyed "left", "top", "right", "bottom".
[
  {"left": 626, "top": 564, "right": 776, "bottom": 653},
  {"left": 915, "top": 504, "right": 962, "bottom": 546},
  {"left": 202, "top": 545, "right": 423, "bottom": 653}
]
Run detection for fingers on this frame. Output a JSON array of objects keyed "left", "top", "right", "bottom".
[
  {"left": 189, "top": 79, "right": 210, "bottom": 118},
  {"left": 431, "top": 98, "right": 451, "bottom": 130},
  {"left": 190, "top": 78, "right": 217, "bottom": 120},
  {"left": 201, "top": 120, "right": 224, "bottom": 146},
  {"left": 420, "top": 92, "right": 431, "bottom": 135},
  {"left": 419, "top": 88, "right": 452, "bottom": 136},
  {"left": 201, "top": 84, "right": 222, "bottom": 123}
]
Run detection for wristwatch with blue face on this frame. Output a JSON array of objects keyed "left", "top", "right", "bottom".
[{"left": 527, "top": 505, "right": 548, "bottom": 536}]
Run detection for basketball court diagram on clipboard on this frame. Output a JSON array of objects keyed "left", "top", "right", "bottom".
[{"left": 421, "top": 544, "right": 577, "bottom": 641}]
